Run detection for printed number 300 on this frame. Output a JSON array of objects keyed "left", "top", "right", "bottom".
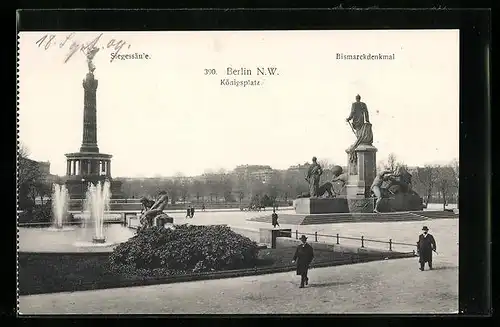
[{"left": 204, "top": 69, "right": 217, "bottom": 75}]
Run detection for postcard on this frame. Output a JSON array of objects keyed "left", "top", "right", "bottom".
[{"left": 17, "top": 29, "right": 459, "bottom": 314}]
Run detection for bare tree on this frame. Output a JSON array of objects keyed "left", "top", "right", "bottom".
[
  {"left": 450, "top": 158, "right": 459, "bottom": 207},
  {"left": 386, "top": 153, "right": 398, "bottom": 171},
  {"left": 434, "top": 165, "right": 456, "bottom": 210},
  {"left": 413, "top": 165, "right": 437, "bottom": 206},
  {"left": 318, "top": 159, "right": 335, "bottom": 171}
]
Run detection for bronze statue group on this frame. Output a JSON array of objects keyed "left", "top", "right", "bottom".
[
  {"left": 302, "top": 94, "right": 419, "bottom": 213},
  {"left": 138, "top": 191, "right": 171, "bottom": 229}
]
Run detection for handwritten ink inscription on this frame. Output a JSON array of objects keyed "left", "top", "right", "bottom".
[{"left": 35, "top": 33, "right": 133, "bottom": 63}]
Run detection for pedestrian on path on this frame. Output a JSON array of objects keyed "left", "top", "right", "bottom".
[
  {"left": 417, "top": 226, "right": 437, "bottom": 271},
  {"left": 271, "top": 209, "right": 279, "bottom": 228},
  {"left": 186, "top": 206, "right": 192, "bottom": 218},
  {"left": 190, "top": 206, "right": 195, "bottom": 218},
  {"left": 292, "top": 235, "right": 314, "bottom": 288}
]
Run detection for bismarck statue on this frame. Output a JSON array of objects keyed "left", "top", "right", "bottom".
[{"left": 346, "top": 94, "right": 374, "bottom": 164}]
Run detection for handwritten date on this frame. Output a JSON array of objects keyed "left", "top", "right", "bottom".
[{"left": 35, "top": 33, "right": 132, "bottom": 63}]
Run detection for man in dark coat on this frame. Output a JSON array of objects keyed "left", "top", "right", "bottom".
[
  {"left": 292, "top": 235, "right": 315, "bottom": 288},
  {"left": 190, "top": 206, "right": 195, "bottom": 218},
  {"left": 271, "top": 209, "right": 279, "bottom": 228},
  {"left": 417, "top": 226, "right": 437, "bottom": 271}
]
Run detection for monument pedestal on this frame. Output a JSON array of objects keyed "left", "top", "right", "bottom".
[
  {"left": 65, "top": 177, "right": 123, "bottom": 199},
  {"left": 259, "top": 228, "right": 292, "bottom": 249},
  {"left": 293, "top": 198, "right": 349, "bottom": 214},
  {"left": 345, "top": 144, "right": 378, "bottom": 199}
]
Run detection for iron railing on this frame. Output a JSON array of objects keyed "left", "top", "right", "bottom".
[{"left": 294, "top": 230, "right": 417, "bottom": 253}]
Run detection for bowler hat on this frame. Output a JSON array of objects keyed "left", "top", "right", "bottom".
[
  {"left": 299, "top": 235, "right": 308, "bottom": 241},
  {"left": 422, "top": 226, "right": 429, "bottom": 231}
]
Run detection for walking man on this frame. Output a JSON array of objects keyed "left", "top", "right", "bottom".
[
  {"left": 292, "top": 235, "right": 314, "bottom": 288},
  {"left": 190, "top": 206, "right": 195, "bottom": 218},
  {"left": 271, "top": 209, "right": 279, "bottom": 228},
  {"left": 186, "top": 206, "right": 191, "bottom": 218},
  {"left": 417, "top": 226, "right": 437, "bottom": 271}
]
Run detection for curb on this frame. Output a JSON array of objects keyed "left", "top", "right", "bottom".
[{"left": 19, "top": 252, "right": 415, "bottom": 296}]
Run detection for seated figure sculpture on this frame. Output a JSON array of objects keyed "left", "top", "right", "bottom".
[
  {"left": 382, "top": 165, "right": 415, "bottom": 196},
  {"left": 297, "top": 165, "right": 346, "bottom": 198},
  {"left": 373, "top": 165, "right": 423, "bottom": 212},
  {"left": 139, "top": 191, "right": 172, "bottom": 228}
]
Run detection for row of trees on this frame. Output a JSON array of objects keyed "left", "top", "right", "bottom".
[
  {"left": 117, "top": 161, "right": 354, "bottom": 205},
  {"left": 16, "top": 143, "right": 459, "bottom": 209}
]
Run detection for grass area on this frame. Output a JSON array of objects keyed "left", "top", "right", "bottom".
[{"left": 18, "top": 248, "right": 404, "bottom": 296}]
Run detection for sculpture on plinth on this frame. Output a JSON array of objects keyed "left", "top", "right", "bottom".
[
  {"left": 296, "top": 165, "right": 346, "bottom": 199},
  {"left": 346, "top": 94, "right": 374, "bottom": 164},
  {"left": 372, "top": 165, "right": 424, "bottom": 212},
  {"left": 304, "top": 157, "right": 323, "bottom": 198},
  {"left": 139, "top": 191, "right": 173, "bottom": 230}
]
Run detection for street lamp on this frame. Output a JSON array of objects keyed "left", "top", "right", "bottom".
[{"left": 81, "top": 178, "right": 86, "bottom": 212}]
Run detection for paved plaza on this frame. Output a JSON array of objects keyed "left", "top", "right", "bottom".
[{"left": 19, "top": 211, "right": 458, "bottom": 314}]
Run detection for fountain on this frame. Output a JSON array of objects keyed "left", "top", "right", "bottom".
[
  {"left": 83, "top": 180, "right": 111, "bottom": 244},
  {"left": 47, "top": 184, "right": 74, "bottom": 231}
]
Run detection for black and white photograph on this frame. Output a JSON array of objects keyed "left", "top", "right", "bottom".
[{"left": 17, "top": 28, "right": 461, "bottom": 314}]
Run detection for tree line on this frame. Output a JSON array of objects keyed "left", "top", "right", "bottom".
[{"left": 17, "top": 143, "right": 459, "bottom": 210}]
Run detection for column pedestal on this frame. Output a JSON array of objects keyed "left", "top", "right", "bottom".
[{"left": 345, "top": 144, "right": 378, "bottom": 213}]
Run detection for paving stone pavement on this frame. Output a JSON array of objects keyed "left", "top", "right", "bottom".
[{"left": 18, "top": 211, "right": 458, "bottom": 314}]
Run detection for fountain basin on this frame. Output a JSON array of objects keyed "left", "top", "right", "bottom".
[
  {"left": 45, "top": 226, "right": 77, "bottom": 232},
  {"left": 18, "top": 224, "right": 135, "bottom": 253}
]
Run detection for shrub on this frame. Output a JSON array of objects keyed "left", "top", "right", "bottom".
[{"left": 110, "top": 224, "right": 259, "bottom": 273}]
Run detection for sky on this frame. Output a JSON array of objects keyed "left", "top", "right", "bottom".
[{"left": 18, "top": 30, "right": 459, "bottom": 177}]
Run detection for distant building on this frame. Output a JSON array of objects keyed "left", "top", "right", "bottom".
[
  {"left": 233, "top": 164, "right": 274, "bottom": 183},
  {"left": 287, "top": 163, "right": 310, "bottom": 174},
  {"left": 249, "top": 168, "right": 275, "bottom": 184}
]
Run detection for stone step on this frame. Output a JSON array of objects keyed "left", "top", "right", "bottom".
[
  {"left": 302, "top": 212, "right": 426, "bottom": 225},
  {"left": 248, "top": 212, "right": 430, "bottom": 225},
  {"left": 410, "top": 211, "right": 458, "bottom": 219}
]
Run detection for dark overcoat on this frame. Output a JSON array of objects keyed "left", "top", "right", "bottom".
[
  {"left": 271, "top": 213, "right": 278, "bottom": 224},
  {"left": 293, "top": 243, "right": 314, "bottom": 275},
  {"left": 417, "top": 233, "right": 437, "bottom": 263}
]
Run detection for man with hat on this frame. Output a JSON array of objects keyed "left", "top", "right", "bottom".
[
  {"left": 292, "top": 235, "right": 315, "bottom": 288},
  {"left": 271, "top": 208, "right": 280, "bottom": 228},
  {"left": 417, "top": 226, "right": 437, "bottom": 271}
]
